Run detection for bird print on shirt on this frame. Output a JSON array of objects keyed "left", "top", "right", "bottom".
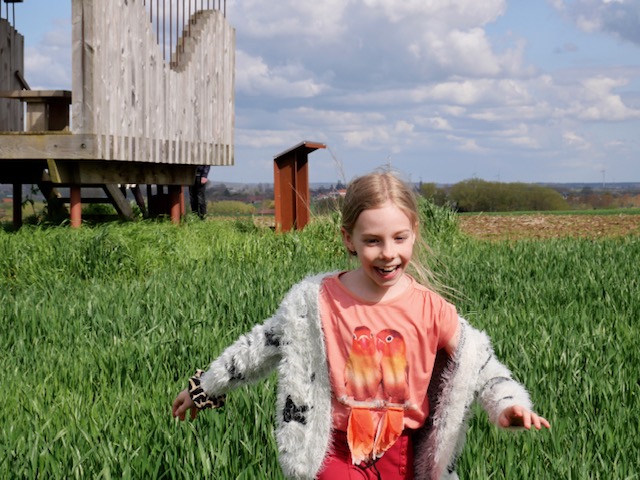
[
  {"left": 373, "top": 329, "right": 407, "bottom": 458},
  {"left": 344, "top": 326, "right": 381, "bottom": 465},
  {"left": 342, "top": 326, "right": 409, "bottom": 465}
]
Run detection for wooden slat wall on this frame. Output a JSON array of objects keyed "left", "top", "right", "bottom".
[
  {"left": 0, "top": 18, "right": 24, "bottom": 132},
  {"left": 71, "top": 0, "right": 235, "bottom": 166}
]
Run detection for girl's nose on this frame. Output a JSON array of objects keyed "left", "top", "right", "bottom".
[{"left": 380, "top": 243, "right": 395, "bottom": 259}]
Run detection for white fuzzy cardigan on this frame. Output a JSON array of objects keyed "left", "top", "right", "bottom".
[{"left": 200, "top": 273, "right": 532, "bottom": 479}]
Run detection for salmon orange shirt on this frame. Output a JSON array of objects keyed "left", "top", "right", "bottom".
[{"left": 319, "top": 272, "right": 458, "bottom": 431}]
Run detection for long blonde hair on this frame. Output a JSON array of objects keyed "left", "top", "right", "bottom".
[{"left": 341, "top": 171, "right": 446, "bottom": 295}]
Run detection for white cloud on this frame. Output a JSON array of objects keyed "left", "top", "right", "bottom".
[
  {"left": 422, "top": 28, "right": 502, "bottom": 76},
  {"left": 574, "top": 76, "right": 640, "bottom": 121},
  {"left": 343, "top": 128, "right": 382, "bottom": 148},
  {"left": 394, "top": 120, "right": 415, "bottom": 134},
  {"left": 360, "top": 0, "right": 506, "bottom": 27},
  {"left": 229, "top": 0, "right": 349, "bottom": 39},
  {"left": 236, "top": 50, "right": 329, "bottom": 98},
  {"left": 24, "top": 48, "right": 71, "bottom": 90},
  {"left": 236, "top": 129, "right": 300, "bottom": 148},
  {"left": 415, "top": 116, "right": 453, "bottom": 131},
  {"left": 281, "top": 107, "right": 384, "bottom": 128},
  {"left": 563, "top": 131, "right": 591, "bottom": 149},
  {"left": 23, "top": 19, "right": 71, "bottom": 90}
]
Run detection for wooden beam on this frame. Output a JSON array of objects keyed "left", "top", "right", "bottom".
[
  {"left": 14, "top": 70, "right": 30, "bottom": 90},
  {"left": 0, "top": 90, "right": 71, "bottom": 101},
  {"left": 0, "top": 133, "right": 96, "bottom": 159},
  {"left": 131, "top": 185, "right": 147, "bottom": 217},
  {"left": 103, "top": 184, "right": 134, "bottom": 219},
  {"left": 45, "top": 159, "right": 196, "bottom": 185}
]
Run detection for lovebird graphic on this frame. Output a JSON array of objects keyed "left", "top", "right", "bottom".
[
  {"left": 373, "top": 328, "right": 408, "bottom": 458},
  {"left": 344, "top": 326, "right": 381, "bottom": 465}
]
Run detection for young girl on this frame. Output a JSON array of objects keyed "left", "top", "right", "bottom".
[{"left": 172, "top": 171, "right": 550, "bottom": 479}]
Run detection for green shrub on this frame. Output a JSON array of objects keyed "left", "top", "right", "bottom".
[
  {"left": 449, "top": 179, "right": 569, "bottom": 212},
  {"left": 208, "top": 200, "right": 256, "bottom": 216}
]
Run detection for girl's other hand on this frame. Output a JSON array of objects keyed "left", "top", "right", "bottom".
[
  {"left": 172, "top": 389, "right": 198, "bottom": 421},
  {"left": 498, "top": 405, "right": 551, "bottom": 430}
]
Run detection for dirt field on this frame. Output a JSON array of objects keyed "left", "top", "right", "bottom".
[{"left": 459, "top": 213, "right": 640, "bottom": 240}]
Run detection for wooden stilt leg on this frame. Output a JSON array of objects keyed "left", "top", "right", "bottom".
[
  {"left": 13, "top": 183, "right": 22, "bottom": 229},
  {"left": 169, "top": 185, "right": 181, "bottom": 224},
  {"left": 131, "top": 185, "right": 147, "bottom": 217},
  {"left": 70, "top": 185, "right": 81, "bottom": 228}
]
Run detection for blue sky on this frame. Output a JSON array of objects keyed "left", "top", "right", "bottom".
[{"left": 7, "top": 0, "right": 640, "bottom": 185}]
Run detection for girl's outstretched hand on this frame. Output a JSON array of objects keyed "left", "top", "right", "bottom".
[
  {"left": 498, "top": 405, "right": 551, "bottom": 430},
  {"left": 172, "top": 389, "right": 199, "bottom": 421}
]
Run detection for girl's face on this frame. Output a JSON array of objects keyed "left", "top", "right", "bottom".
[{"left": 342, "top": 200, "right": 417, "bottom": 298}]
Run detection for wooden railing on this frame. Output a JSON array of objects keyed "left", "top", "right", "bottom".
[
  {"left": 0, "top": 1, "right": 19, "bottom": 27},
  {"left": 143, "top": 0, "right": 227, "bottom": 66}
]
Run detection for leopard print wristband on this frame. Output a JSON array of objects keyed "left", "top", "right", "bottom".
[{"left": 188, "top": 369, "right": 226, "bottom": 410}]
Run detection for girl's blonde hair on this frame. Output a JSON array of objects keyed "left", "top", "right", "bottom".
[
  {"left": 341, "top": 171, "right": 419, "bottom": 235},
  {"left": 341, "top": 171, "right": 445, "bottom": 295}
]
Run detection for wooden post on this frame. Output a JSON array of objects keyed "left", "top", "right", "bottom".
[
  {"left": 70, "top": 185, "right": 81, "bottom": 228},
  {"left": 131, "top": 185, "right": 147, "bottom": 217},
  {"left": 169, "top": 185, "right": 182, "bottom": 224},
  {"left": 12, "top": 183, "right": 22, "bottom": 229},
  {"left": 273, "top": 141, "right": 325, "bottom": 232}
]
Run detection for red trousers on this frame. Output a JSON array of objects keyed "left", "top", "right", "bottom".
[{"left": 316, "top": 430, "right": 415, "bottom": 480}]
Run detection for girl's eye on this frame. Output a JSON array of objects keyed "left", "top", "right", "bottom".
[{"left": 365, "top": 239, "right": 378, "bottom": 245}]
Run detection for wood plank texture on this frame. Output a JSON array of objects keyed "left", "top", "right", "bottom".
[
  {"left": 46, "top": 158, "right": 196, "bottom": 185},
  {"left": 0, "top": 18, "right": 24, "bottom": 132},
  {"left": 71, "top": 0, "right": 235, "bottom": 166},
  {"left": 0, "top": 132, "right": 95, "bottom": 159}
]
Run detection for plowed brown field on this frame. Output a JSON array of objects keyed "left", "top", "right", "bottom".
[{"left": 459, "top": 213, "right": 640, "bottom": 240}]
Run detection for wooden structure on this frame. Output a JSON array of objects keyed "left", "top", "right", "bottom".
[
  {"left": 273, "top": 141, "right": 325, "bottom": 232},
  {"left": 0, "top": 0, "right": 235, "bottom": 228}
]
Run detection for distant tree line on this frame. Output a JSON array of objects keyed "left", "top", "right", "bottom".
[
  {"left": 420, "top": 179, "right": 569, "bottom": 212},
  {"left": 562, "top": 187, "right": 640, "bottom": 209}
]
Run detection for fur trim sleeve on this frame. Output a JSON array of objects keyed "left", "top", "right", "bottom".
[
  {"left": 199, "top": 311, "right": 285, "bottom": 396},
  {"left": 472, "top": 332, "right": 532, "bottom": 426}
]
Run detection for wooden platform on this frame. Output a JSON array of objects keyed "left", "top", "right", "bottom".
[{"left": 1, "top": 2, "right": 237, "bottom": 228}]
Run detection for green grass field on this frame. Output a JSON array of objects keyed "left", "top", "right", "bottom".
[{"left": 1, "top": 210, "right": 638, "bottom": 478}]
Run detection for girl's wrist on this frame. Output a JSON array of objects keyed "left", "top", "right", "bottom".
[{"left": 188, "top": 369, "right": 226, "bottom": 410}]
